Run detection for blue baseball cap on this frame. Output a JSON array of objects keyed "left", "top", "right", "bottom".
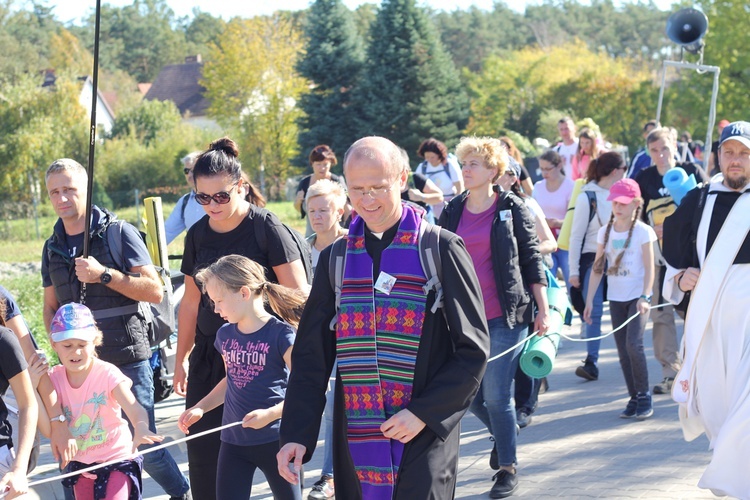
[
  {"left": 50, "top": 303, "right": 99, "bottom": 342},
  {"left": 719, "top": 121, "right": 750, "bottom": 149}
]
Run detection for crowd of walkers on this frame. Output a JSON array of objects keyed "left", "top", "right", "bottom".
[{"left": 1, "top": 116, "right": 748, "bottom": 500}]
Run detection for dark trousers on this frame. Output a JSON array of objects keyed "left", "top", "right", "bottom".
[
  {"left": 610, "top": 299, "right": 650, "bottom": 396},
  {"left": 217, "top": 441, "right": 302, "bottom": 500},
  {"left": 514, "top": 363, "right": 541, "bottom": 413},
  {"left": 185, "top": 335, "right": 226, "bottom": 500}
]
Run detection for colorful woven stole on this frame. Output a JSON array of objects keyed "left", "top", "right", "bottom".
[{"left": 336, "top": 204, "right": 428, "bottom": 499}]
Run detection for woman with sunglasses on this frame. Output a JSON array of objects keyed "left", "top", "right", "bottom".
[{"left": 174, "top": 137, "right": 309, "bottom": 500}]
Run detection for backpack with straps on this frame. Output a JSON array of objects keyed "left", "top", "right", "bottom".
[
  {"left": 252, "top": 207, "right": 313, "bottom": 285},
  {"left": 106, "top": 220, "right": 175, "bottom": 348},
  {"left": 327, "top": 221, "right": 444, "bottom": 330}
]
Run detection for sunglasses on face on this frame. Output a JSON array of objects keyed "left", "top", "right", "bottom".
[
  {"left": 183, "top": 168, "right": 193, "bottom": 175},
  {"left": 195, "top": 184, "right": 237, "bottom": 205}
]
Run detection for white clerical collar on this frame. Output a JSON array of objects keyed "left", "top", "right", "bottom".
[{"left": 371, "top": 232, "right": 384, "bottom": 240}]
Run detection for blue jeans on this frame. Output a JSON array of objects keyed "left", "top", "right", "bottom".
[
  {"left": 119, "top": 360, "right": 190, "bottom": 497},
  {"left": 550, "top": 249, "right": 570, "bottom": 290},
  {"left": 469, "top": 319, "right": 527, "bottom": 466},
  {"left": 582, "top": 264, "right": 604, "bottom": 363}
]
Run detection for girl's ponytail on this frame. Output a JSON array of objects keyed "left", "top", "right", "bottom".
[
  {"left": 195, "top": 254, "right": 308, "bottom": 328},
  {"left": 263, "top": 282, "right": 306, "bottom": 328}
]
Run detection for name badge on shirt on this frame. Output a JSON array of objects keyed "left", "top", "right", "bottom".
[
  {"left": 375, "top": 271, "right": 397, "bottom": 295},
  {"left": 500, "top": 210, "right": 513, "bottom": 222}
]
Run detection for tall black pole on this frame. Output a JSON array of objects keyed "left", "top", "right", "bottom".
[
  {"left": 80, "top": 0, "right": 102, "bottom": 303},
  {"left": 82, "top": 0, "right": 102, "bottom": 259}
]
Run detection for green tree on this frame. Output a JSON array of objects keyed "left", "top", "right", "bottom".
[
  {"left": 202, "top": 15, "right": 308, "bottom": 198},
  {"left": 0, "top": 74, "right": 88, "bottom": 201},
  {"left": 110, "top": 99, "right": 182, "bottom": 146},
  {"left": 76, "top": 0, "right": 187, "bottom": 83},
  {"left": 0, "top": 3, "right": 60, "bottom": 84},
  {"left": 353, "top": 0, "right": 468, "bottom": 159},
  {"left": 296, "top": 0, "right": 365, "bottom": 170}
]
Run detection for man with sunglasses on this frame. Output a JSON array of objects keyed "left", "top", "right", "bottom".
[
  {"left": 165, "top": 151, "right": 206, "bottom": 244},
  {"left": 41, "top": 158, "right": 192, "bottom": 500}
]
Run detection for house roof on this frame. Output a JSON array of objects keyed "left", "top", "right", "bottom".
[
  {"left": 144, "top": 61, "right": 209, "bottom": 117},
  {"left": 41, "top": 72, "right": 117, "bottom": 120}
]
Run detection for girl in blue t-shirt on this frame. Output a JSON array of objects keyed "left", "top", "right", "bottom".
[{"left": 178, "top": 255, "right": 307, "bottom": 500}]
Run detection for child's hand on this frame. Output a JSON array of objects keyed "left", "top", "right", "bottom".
[
  {"left": 637, "top": 298, "right": 650, "bottom": 315},
  {"left": 242, "top": 409, "right": 275, "bottom": 429},
  {"left": 178, "top": 407, "right": 204, "bottom": 434},
  {"left": 0, "top": 470, "right": 28, "bottom": 499},
  {"left": 26, "top": 351, "right": 49, "bottom": 389},
  {"left": 583, "top": 303, "right": 593, "bottom": 325},
  {"left": 131, "top": 421, "right": 164, "bottom": 453}
]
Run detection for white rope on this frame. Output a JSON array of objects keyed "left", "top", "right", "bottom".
[
  {"left": 487, "top": 302, "right": 672, "bottom": 363},
  {"left": 559, "top": 303, "right": 671, "bottom": 342},
  {"left": 5, "top": 420, "right": 244, "bottom": 496}
]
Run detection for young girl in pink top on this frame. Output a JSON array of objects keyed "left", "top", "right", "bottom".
[{"left": 32, "top": 303, "right": 162, "bottom": 499}]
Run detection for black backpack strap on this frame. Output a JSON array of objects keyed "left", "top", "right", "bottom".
[
  {"left": 585, "top": 190, "right": 597, "bottom": 224},
  {"left": 328, "top": 237, "right": 348, "bottom": 330},
  {"left": 253, "top": 207, "right": 270, "bottom": 254},
  {"left": 419, "top": 221, "right": 443, "bottom": 314}
]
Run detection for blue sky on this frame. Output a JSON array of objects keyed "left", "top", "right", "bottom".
[{"left": 36, "top": 0, "right": 678, "bottom": 24}]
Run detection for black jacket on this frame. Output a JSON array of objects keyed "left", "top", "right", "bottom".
[
  {"left": 43, "top": 206, "right": 152, "bottom": 365},
  {"left": 439, "top": 189, "right": 547, "bottom": 328}
]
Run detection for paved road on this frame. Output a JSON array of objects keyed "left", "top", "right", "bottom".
[{"left": 26, "top": 307, "right": 717, "bottom": 499}]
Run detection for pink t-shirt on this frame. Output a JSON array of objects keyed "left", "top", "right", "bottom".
[
  {"left": 532, "top": 177, "right": 574, "bottom": 238},
  {"left": 457, "top": 198, "right": 502, "bottom": 320},
  {"left": 49, "top": 359, "right": 133, "bottom": 464}
]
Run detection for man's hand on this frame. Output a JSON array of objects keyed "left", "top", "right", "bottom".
[
  {"left": 26, "top": 352, "right": 49, "bottom": 390},
  {"left": 380, "top": 409, "right": 426, "bottom": 443},
  {"left": 677, "top": 267, "right": 700, "bottom": 293},
  {"left": 0, "top": 470, "right": 28, "bottom": 499},
  {"left": 74, "top": 256, "right": 107, "bottom": 284},
  {"left": 50, "top": 422, "right": 77, "bottom": 468},
  {"left": 277, "top": 443, "right": 306, "bottom": 484},
  {"left": 173, "top": 360, "right": 188, "bottom": 397}
]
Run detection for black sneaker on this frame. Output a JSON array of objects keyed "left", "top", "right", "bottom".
[
  {"left": 575, "top": 359, "right": 599, "bottom": 381},
  {"left": 489, "top": 438, "right": 499, "bottom": 470},
  {"left": 516, "top": 408, "right": 532, "bottom": 429},
  {"left": 169, "top": 492, "right": 192, "bottom": 500},
  {"left": 653, "top": 377, "right": 674, "bottom": 395},
  {"left": 635, "top": 392, "right": 654, "bottom": 420},
  {"left": 619, "top": 397, "right": 638, "bottom": 419},
  {"left": 490, "top": 469, "right": 518, "bottom": 498},
  {"left": 308, "top": 475, "right": 335, "bottom": 499}
]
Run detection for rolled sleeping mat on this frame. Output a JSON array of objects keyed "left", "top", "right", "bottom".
[
  {"left": 520, "top": 286, "right": 572, "bottom": 378},
  {"left": 662, "top": 167, "right": 696, "bottom": 206},
  {"left": 556, "top": 178, "right": 585, "bottom": 251},
  {"left": 143, "top": 197, "right": 169, "bottom": 272}
]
